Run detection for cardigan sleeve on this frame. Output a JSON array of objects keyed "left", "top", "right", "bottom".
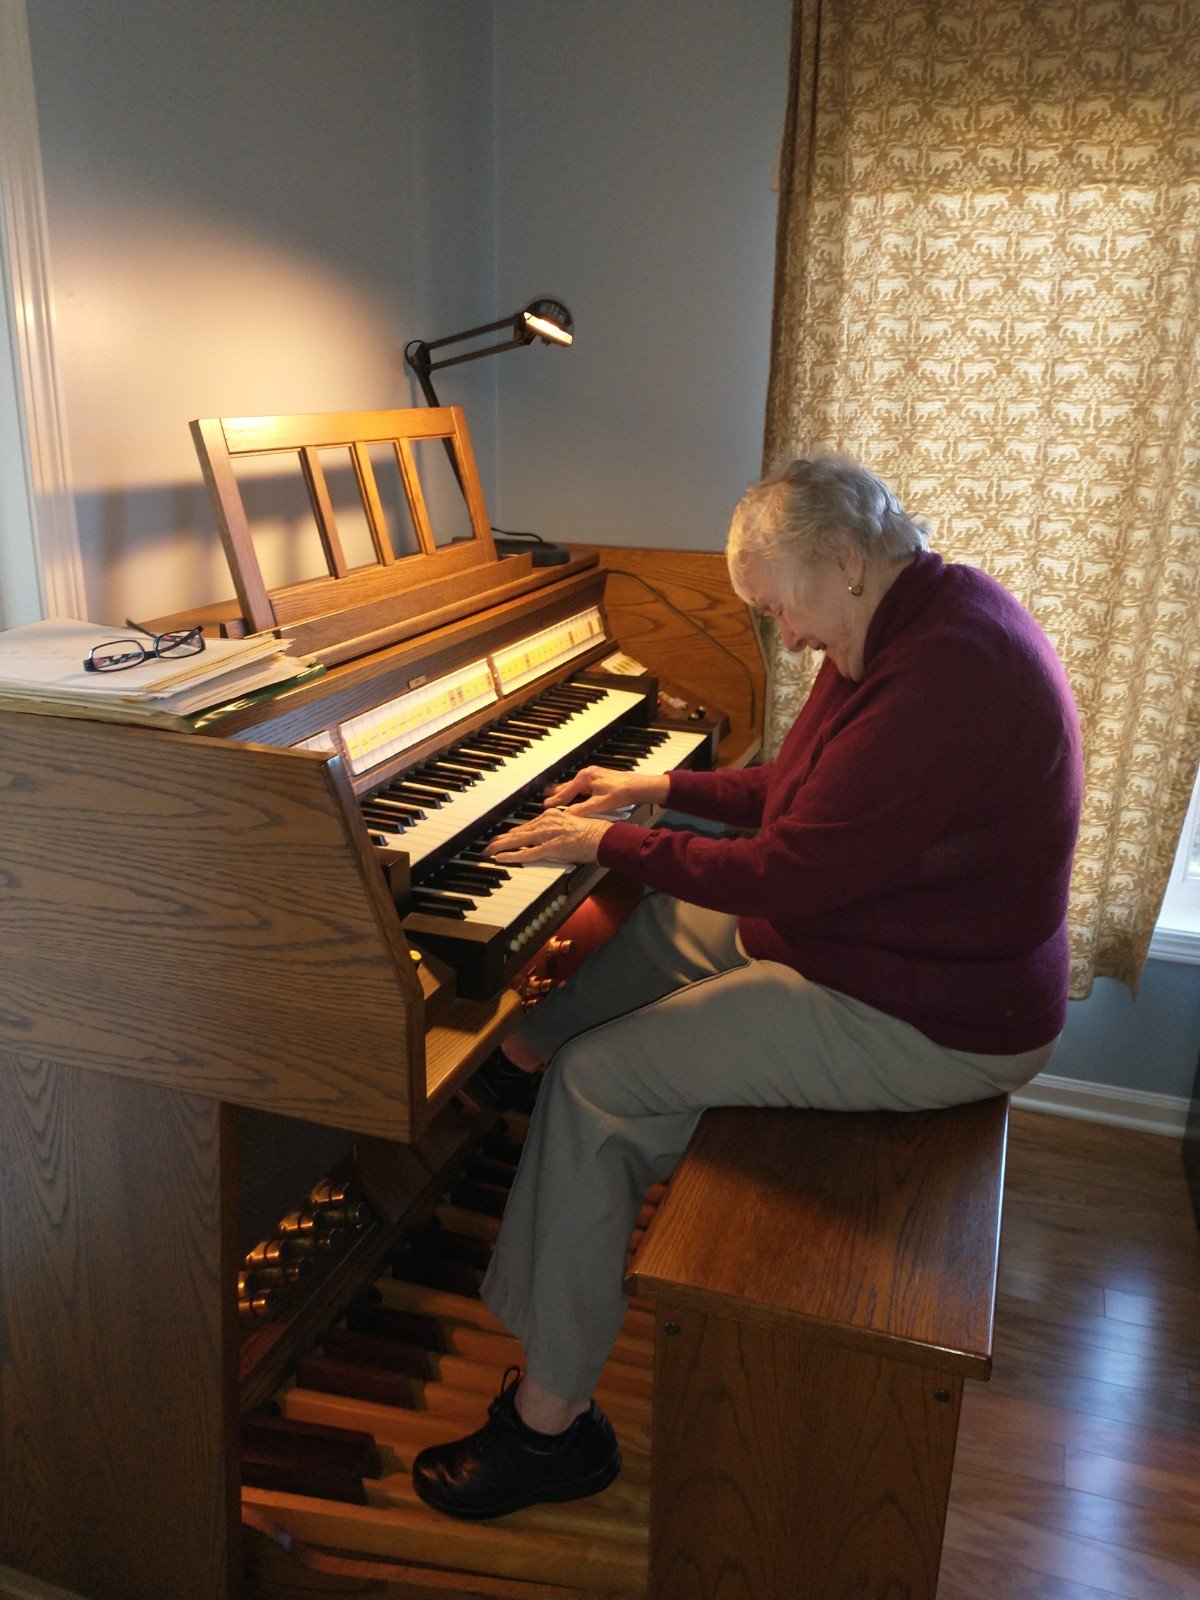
[
  {"left": 663, "top": 763, "right": 774, "bottom": 829},
  {"left": 597, "top": 638, "right": 1020, "bottom": 921}
]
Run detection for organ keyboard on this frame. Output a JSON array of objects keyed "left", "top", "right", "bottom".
[{"left": 356, "top": 672, "right": 710, "bottom": 996}]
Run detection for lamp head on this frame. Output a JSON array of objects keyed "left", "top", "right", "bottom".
[{"left": 520, "top": 299, "right": 573, "bottom": 347}]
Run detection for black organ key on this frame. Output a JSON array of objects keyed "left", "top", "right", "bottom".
[
  {"left": 409, "top": 899, "right": 467, "bottom": 920},
  {"left": 434, "top": 866, "right": 507, "bottom": 891},
  {"left": 388, "top": 781, "right": 451, "bottom": 803},
  {"left": 448, "top": 750, "right": 501, "bottom": 770},
  {"left": 413, "top": 887, "right": 477, "bottom": 909},
  {"left": 421, "top": 763, "right": 477, "bottom": 786},
  {"left": 364, "top": 798, "right": 425, "bottom": 820}
]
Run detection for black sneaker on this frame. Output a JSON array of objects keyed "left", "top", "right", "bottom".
[
  {"left": 467, "top": 1049, "right": 542, "bottom": 1114},
  {"left": 412, "top": 1368, "right": 620, "bottom": 1519}
]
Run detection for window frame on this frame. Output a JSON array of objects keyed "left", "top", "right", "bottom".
[{"left": 1149, "top": 762, "right": 1200, "bottom": 963}]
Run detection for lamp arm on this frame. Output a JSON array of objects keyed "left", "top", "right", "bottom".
[
  {"left": 405, "top": 348, "right": 442, "bottom": 409},
  {"left": 425, "top": 333, "right": 527, "bottom": 372},
  {"left": 419, "top": 313, "right": 510, "bottom": 353}
]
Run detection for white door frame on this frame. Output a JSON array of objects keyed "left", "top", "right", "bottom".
[{"left": 0, "top": 0, "right": 84, "bottom": 626}]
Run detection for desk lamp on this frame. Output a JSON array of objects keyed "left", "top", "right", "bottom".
[
  {"left": 405, "top": 298, "right": 573, "bottom": 409},
  {"left": 405, "top": 299, "right": 574, "bottom": 563}
]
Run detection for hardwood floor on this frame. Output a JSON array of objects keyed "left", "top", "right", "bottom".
[{"left": 938, "top": 1108, "right": 1200, "bottom": 1600}]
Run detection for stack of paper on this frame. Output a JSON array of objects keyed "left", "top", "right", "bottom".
[{"left": 0, "top": 619, "right": 321, "bottom": 728}]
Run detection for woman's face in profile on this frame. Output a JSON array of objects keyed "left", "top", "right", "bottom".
[{"left": 742, "top": 553, "right": 861, "bottom": 679}]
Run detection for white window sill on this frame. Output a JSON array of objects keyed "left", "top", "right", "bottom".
[{"left": 1148, "top": 922, "right": 1200, "bottom": 964}]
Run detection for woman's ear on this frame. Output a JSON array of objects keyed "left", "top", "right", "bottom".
[{"left": 833, "top": 541, "right": 864, "bottom": 587}]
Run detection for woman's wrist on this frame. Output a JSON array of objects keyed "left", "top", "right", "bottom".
[{"left": 636, "top": 773, "right": 671, "bottom": 806}]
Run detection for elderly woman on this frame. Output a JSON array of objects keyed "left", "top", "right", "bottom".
[{"left": 412, "top": 454, "right": 1082, "bottom": 1519}]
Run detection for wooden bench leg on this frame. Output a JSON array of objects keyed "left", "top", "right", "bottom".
[{"left": 648, "top": 1299, "right": 963, "bottom": 1600}]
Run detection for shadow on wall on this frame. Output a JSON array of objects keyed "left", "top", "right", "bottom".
[{"left": 77, "top": 456, "right": 481, "bottom": 624}]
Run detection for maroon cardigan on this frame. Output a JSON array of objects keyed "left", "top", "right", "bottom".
[{"left": 597, "top": 551, "right": 1083, "bottom": 1053}]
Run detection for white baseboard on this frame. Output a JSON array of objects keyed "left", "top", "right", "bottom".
[{"left": 1012, "top": 1071, "right": 1190, "bottom": 1139}]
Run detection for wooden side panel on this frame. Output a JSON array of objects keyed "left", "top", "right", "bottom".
[
  {"left": 578, "top": 544, "right": 766, "bottom": 760},
  {"left": 0, "top": 711, "right": 422, "bottom": 1139},
  {"left": 0, "top": 1055, "right": 238, "bottom": 1599},
  {"left": 628, "top": 1100, "right": 1008, "bottom": 1377},
  {"left": 649, "top": 1301, "right": 962, "bottom": 1600}
]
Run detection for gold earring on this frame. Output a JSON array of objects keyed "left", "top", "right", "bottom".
[{"left": 848, "top": 581, "right": 864, "bottom": 597}]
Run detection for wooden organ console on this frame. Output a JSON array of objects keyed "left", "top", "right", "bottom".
[{"left": 0, "top": 407, "right": 767, "bottom": 1600}]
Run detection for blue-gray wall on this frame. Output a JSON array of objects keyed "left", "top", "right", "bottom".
[
  {"left": 28, "top": 0, "right": 499, "bottom": 621},
  {"left": 1056, "top": 966, "right": 1200, "bottom": 1101},
  {"left": 492, "top": 0, "right": 792, "bottom": 552}
]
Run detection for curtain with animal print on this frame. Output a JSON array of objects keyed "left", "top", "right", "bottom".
[{"left": 763, "top": 0, "right": 1200, "bottom": 994}]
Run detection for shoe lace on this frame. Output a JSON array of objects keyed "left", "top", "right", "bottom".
[{"left": 487, "top": 1364, "right": 523, "bottom": 1425}]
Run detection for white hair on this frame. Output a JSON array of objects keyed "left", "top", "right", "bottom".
[{"left": 727, "top": 454, "right": 928, "bottom": 599}]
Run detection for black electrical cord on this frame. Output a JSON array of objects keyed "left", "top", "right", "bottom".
[
  {"left": 602, "top": 566, "right": 759, "bottom": 732},
  {"left": 490, "top": 526, "right": 547, "bottom": 543}
]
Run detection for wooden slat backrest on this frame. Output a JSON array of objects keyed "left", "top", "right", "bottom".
[
  {"left": 190, "top": 407, "right": 498, "bottom": 637},
  {"left": 0, "top": 708, "right": 425, "bottom": 1141}
]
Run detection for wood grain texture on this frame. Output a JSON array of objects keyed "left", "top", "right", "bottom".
[
  {"left": 219, "top": 407, "right": 466, "bottom": 453},
  {"left": 191, "top": 408, "right": 498, "bottom": 645},
  {"left": 350, "top": 441, "right": 394, "bottom": 565},
  {"left": 240, "top": 1488, "right": 647, "bottom": 1597},
  {"left": 269, "top": 542, "right": 510, "bottom": 631},
  {"left": 0, "top": 710, "right": 422, "bottom": 1139},
  {"left": 628, "top": 1099, "right": 1008, "bottom": 1377},
  {"left": 649, "top": 1301, "right": 961, "bottom": 1600},
  {"left": 190, "top": 416, "right": 275, "bottom": 632},
  {"left": 941, "top": 1107, "right": 1200, "bottom": 1599},
  {"left": 0, "top": 1055, "right": 237, "bottom": 1598},
  {"left": 1184, "top": 1040, "right": 1200, "bottom": 1229},
  {"left": 574, "top": 545, "right": 766, "bottom": 762},
  {"left": 299, "top": 446, "right": 349, "bottom": 578},
  {"left": 208, "top": 565, "right": 607, "bottom": 749}
]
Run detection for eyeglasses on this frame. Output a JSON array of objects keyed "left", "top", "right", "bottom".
[{"left": 83, "top": 620, "right": 206, "bottom": 673}]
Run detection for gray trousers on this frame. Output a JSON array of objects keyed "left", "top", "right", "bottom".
[{"left": 479, "top": 893, "right": 1054, "bottom": 1403}]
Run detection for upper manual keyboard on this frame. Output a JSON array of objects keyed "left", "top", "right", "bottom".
[{"left": 359, "top": 681, "right": 647, "bottom": 871}]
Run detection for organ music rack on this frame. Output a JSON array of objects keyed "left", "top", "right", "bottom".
[{"left": 0, "top": 407, "right": 764, "bottom": 1599}]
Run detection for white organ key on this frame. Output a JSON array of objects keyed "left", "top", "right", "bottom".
[
  {"left": 437, "top": 724, "right": 712, "bottom": 934},
  {"left": 365, "top": 685, "right": 646, "bottom": 867}
]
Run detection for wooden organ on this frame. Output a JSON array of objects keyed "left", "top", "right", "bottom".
[{"left": 0, "top": 407, "right": 766, "bottom": 1600}]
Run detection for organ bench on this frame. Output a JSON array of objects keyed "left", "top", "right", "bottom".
[{"left": 627, "top": 1097, "right": 1009, "bottom": 1599}]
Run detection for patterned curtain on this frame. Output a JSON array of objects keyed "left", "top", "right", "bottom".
[{"left": 763, "top": 0, "right": 1200, "bottom": 997}]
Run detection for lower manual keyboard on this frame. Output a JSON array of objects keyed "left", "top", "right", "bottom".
[{"left": 398, "top": 724, "right": 710, "bottom": 999}]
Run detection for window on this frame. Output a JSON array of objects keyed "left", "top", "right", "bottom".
[{"left": 1150, "top": 766, "right": 1200, "bottom": 962}]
